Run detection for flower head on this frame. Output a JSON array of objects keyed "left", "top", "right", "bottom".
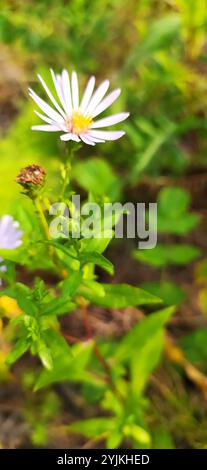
[
  {"left": 29, "top": 70, "right": 129, "bottom": 145},
  {"left": 16, "top": 164, "right": 46, "bottom": 188},
  {"left": 16, "top": 165, "right": 46, "bottom": 199},
  {"left": 0, "top": 215, "right": 23, "bottom": 284}
]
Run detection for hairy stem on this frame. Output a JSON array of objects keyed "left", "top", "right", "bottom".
[
  {"left": 34, "top": 197, "right": 51, "bottom": 240},
  {"left": 61, "top": 159, "right": 72, "bottom": 200}
]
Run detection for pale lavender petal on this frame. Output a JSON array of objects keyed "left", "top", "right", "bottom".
[
  {"left": 50, "top": 69, "right": 68, "bottom": 113},
  {"left": 33, "top": 116, "right": 67, "bottom": 132},
  {"left": 85, "top": 132, "right": 105, "bottom": 143},
  {"left": 80, "top": 134, "right": 95, "bottom": 146},
  {"left": 92, "top": 88, "right": 121, "bottom": 118},
  {"left": 0, "top": 215, "right": 12, "bottom": 233},
  {"left": 34, "top": 114, "right": 67, "bottom": 132},
  {"left": 91, "top": 112, "right": 129, "bottom": 128},
  {"left": 87, "top": 80, "right": 110, "bottom": 114},
  {"left": 88, "top": 130, "right": 125, "bottom": 141},
  {"left": 32, "top": 125, "right": 61, "bottom": 132},
  {"left": 29, "top": 88, "right": 64, "bottom": 124},
  {"left": 34, "top": 107, "right": 66, "bottom": 131},
  {"left": 60, "top": 133, "right": 72, "bottom": 141},
  {"left": 34, "top": 110, "right": 53, "bottom": 124},
  {"left": 61, "top": 69, "right": 73, "bottom": 115},
  {"left": 0, "top": 215, "right": 23, "bottom": 250},
  {"left": 0, "top": 264, "right": 7, "bottom": 272},
  {"left": 71, "top": 71, "right": 79, "bottom": 110},
  {"left": 60, "top": 133, "right": 81, "bottom": 142},
  {"left": 80, "top": 76, "right": 95, "bottom": 113},
  {"left": 37, "top": 73, "right": 66, "bottom": 118}
]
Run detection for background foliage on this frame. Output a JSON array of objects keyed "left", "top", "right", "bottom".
[{"left": 0, "top": 0, "right": 207, "bottom": 449}]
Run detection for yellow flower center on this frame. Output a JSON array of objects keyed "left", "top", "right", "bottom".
[{"left": 66, "top": 111, "right": 93, "bottom": 134}]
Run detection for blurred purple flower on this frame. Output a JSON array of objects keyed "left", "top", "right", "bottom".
[{"left": 0, "top": 215, "right": 23, "bottom": 283}]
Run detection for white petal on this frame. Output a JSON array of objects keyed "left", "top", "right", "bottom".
[
  {"left": 60, "top": 133, "right": 81, "bottom": 142},
  {"left": 71, "top": 71, "right": 79, "bottom": 110},
  {"left": 37, "top": 73, "right": 66, "bottom": 118},
  {"left": 29, "top": 88, "right": 64, "bottom": 124},
  {"left": 92, "top": 88, "right": 121, "bottom": 117},
  {"left": 88, "top": 130, "right": 125, "bottom": 141},
  {"left": 34, "top": 110, "right": 52, "bottom": 124},
  {"left": 80, "top": 134, "right": 95, "bottom": 146},
  {"left": 34, "top": 110, "right": 67, "bottom": 131},
  {"left": 50, "top": 69, "right": 68, "bottom": 113},
  {"left": 61, "top": 69, "right": 73, "bottom": 115},
  {"left": 80, "top": 76, "right": 95, "bottom": 113},
  {"left": 32, "top": 125, "right": 61, "bottom": 132},
  {"left": 91, "top": 112, "right": 129, "bottom": 128},
  {"left": 87, "top": 80, "right": 110, "bottom": 114},
  {"left": 60, "top": 133, "right": 73, "bottom": 141},
  {"left": 86, "top": 132, "right": 105, "bottom": 143}
]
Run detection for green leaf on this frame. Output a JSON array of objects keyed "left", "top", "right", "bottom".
[
  {"left": 131, "top": 122, "right": 176, "bottom": 179},
  {"left": 43, "top": 330, "right": 73, "bottom": 360},
  {"left": 179, "top": 329, "right": 207, "bottom": 370},
  {"left": 123, "top": 423, "right": 151, "bottom": 447},
  {"left": 80, "top": 283, "right": 161, "bottom": 308},
  {"left": 166, "top": 244, "right": 201, "bottom": 264},
  {"left": 61, "top": 271, "right": 83, "bottom": 297},
  {"left": 42, "top": 298, "right": 75, "bottom": 316},
  {"left": 158, "top": 187, "right": 190, "bottom": 217},
  {"left": 123, "top": 15, "right": 181, "bottom": 73},
  {"left": 106, "top": 429, "right": 123, "bottom": 449},
  {"left": 153, "top": 426, "right": 175, "bottom": 449},
  {"left": 130, "top": 328, "right": 164, "bottom": 395},
  {"left": 134, "top": 244, "right": 200, "bottom": 267},
  {"left": 79, "top": 251, "right": 114, "bottom": 275},
  {"left": 141, "top": 281, "right": 186, "bottom": 306},
  {"left": 37, "top": 340, "right": 53, "bottom": 370},
  {"left": 6, "top": 283, "right": 39, "bottom": 316},
  {"left": 115, "top": 307, "right": 175, "bottom": 363},
  {"left": 81, "top": 280, "right": 105, "bottom": 298},
  {"left": 73, "top": 158, "right": 122, "bottom": 201},
  {"left": 41, "top": 241, "right": 80, "bottom": 271},
  {"left": 158, "top": 213, "right": 200, "bottom": 235},
  {"left": 68, "top": 417, "right": 114, "bottom": 439},
  {"left": 41, "top": 240, "right": 77, "bottom": 260},
  {"left": 0, "top": 247, "right": 26, "bottom": 264},
  {"left": 155, "top": 187, "right": 200, "bottom": 235},
  {"left": 124, "top": 308, "right": 174, "bottom": 395},
  {"left": 80, "top": 231, "right": 113, "bottom": 255},
  {"left": 133, "top": 245, "right": 169, "bottom": 267},
  {"left": 34, "top": 341, "right": 94, "bottom": 390},
  {"left": 145, "top": 187, "right": 200, "bottom": 236},
  {"left": 6, "top": 338, "right": 29, "bottom": 365}
]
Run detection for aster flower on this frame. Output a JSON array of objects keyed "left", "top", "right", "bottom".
[
  {"left": 29, "top": 70, "right": 129, "bottom": 145},
  {"left": 0, "top": 215, "right": 23, "bottom": 283}
]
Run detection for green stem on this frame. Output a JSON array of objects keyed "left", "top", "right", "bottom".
[
  {"left": 34, "top": 197, "right": 50, "bottom": 241},
  {"left": 60, "top": 143, "right": 81, "bottom": 200},
  {"left": 34, "top": 197, "right": 63, "bottom": 275},
  {"left": 61, "top": 159, "right": 71, "bottom": 200}
]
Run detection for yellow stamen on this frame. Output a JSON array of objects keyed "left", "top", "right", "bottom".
[{"left": 66, "top": 111, "right": 93, "bottom": 134}]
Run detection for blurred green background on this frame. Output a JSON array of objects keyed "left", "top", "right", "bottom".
[
  {"left": 1, "top": 0, "right": 207, "bottom": 213},
  {"left": 1, "top": 0, "right": 207, "bottom": 450}
]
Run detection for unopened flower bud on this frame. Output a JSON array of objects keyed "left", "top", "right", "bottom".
[{"left": 16, "top": 164, "right": 46, "bottom": 197}]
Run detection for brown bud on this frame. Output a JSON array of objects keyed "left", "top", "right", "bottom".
[{"left": 16, "top": 164, "right": 46, "bottom": 187}]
